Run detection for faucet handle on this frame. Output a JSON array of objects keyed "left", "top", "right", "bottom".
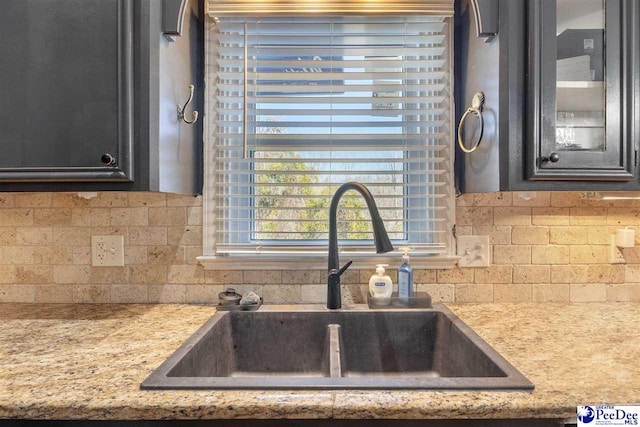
[{"left": 337, "top": 260, "right": 353, "bottom": 277}]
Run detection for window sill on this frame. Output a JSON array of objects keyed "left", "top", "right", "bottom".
[{"left": 197, "top": 255, "right": 460, "bottom": 270}]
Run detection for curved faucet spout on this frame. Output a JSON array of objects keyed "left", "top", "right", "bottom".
[{"left": 327, "top": 182, "right": 394, "bottom": 309}]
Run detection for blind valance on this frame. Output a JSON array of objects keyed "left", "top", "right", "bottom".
[{"left": 206, "top": 1, "right": 454, "bottom": 17}]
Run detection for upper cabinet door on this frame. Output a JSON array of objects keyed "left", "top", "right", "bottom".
[
  {"left": 0, "top": 0, "right": 134, "bottom": 182},
  {"left": 527, "top": 0, "right": 637, "bottom": 181}
]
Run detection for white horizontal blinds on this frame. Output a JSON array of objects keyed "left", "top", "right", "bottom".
[
  {"left": 207, "top": 1, "right": 454, "bottom": 17},
  {"left": 212, "top": 16, "right": 452, "bottom": 255}
]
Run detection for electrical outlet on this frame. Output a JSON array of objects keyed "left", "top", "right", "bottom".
[
  {"left": 92, "top": 235, "right": 125, "bottom": 266},
  {"left": 457, "top": 235, "right": 490, "bottom": 268}
]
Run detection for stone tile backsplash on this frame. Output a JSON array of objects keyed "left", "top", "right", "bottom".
[{"left": 0, "top": 191, "right": 639, "bottom": 304}]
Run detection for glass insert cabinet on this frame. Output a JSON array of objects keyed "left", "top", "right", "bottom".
[{"left": 527, "top": 0, "right": 638, "bottom": 181}]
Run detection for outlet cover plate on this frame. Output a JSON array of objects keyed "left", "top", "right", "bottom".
[
  {"left": 92, "top": 235, "right": 125, "bottom": 267},
  {"left": 457, "top": 235, "right": 490, "bottom": 268}
]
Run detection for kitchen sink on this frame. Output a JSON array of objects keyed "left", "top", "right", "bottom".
[{"left": 141, "top": 305, "right": 533, "bottom": 390}]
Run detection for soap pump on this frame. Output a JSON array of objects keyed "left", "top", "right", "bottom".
[
  {"left": 368, "top": 264, "right": 393, "bottom": 298},
  {"left": 397, "top": 247, "right": 414, "bottom": 298}
]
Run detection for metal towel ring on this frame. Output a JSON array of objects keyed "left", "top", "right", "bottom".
[{"left": 457, "top": 92, "right": 485, "bottom": 153}]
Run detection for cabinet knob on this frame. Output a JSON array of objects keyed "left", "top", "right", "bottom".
[
  {"left": 542, "top": 153, "right": 560, "bottom": 163},
  {"left": 101, "top": 154, "right": 116, "bottom": 166}
]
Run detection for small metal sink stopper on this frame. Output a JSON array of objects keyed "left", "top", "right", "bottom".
[{"left": 218, "top": 288, "right": 242, "bottom": 306}]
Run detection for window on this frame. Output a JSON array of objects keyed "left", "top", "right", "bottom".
[{"left": 201, "top": 15, "right": 455, "bottom": 269}]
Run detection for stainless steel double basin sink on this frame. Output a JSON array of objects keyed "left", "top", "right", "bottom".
[{"left": 141, "top": 304, "right": 533, "bottom": 390}]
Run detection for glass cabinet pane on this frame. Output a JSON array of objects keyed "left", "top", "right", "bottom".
[{"left": 555, "top": 0, "right": 606, "bottom": 152}]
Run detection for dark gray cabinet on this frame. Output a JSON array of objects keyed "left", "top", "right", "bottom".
[
  {"left": 0, "top": 0, "right": 203, "bottom": 193},
  {"left": 456, "top": 0, "right": 640, "bottom": 192}
]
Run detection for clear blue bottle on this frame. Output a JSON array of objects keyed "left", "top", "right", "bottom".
[{"left": 397, "top": 247, "right": 414, "bottom": 298}]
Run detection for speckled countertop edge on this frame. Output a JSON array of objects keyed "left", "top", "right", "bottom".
[{"left": 0, "top": 303, "right": 638, "bottom": 420}]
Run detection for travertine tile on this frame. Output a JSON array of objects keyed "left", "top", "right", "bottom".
[
  {"left": 16, "top": 265, "right": 53, "bottom": 284},
  {"left": 0, "top": 265, "right": 16, "bottom": 284},
  {"left": 52, "top": 227, "right": 91, "bottom": 246},
  {"left": 493, "top": 245, "right": 531, "bottom": 264},
  {"left": 149, "top": 285, "right": 187, "bottom": 303},
  {"left": 0, "top": 246, "right": 35, "bottom": 264},
  {"left": 71, "top": 208, "right": 111, "bottom": 226},
  {"left": 129, "top": 265, "right": 167, "bottom": 284},
  {"left": 549, "top": 226, "right": 589, "bottom": 244},
  {"left": 167, "top": 226, "right": 202, "bottom": 245},
  {"left": 474, "top": 266, "right": 512, "bottom": 284},
  {"left": 90, "top": 267, "right": 129, "bottom": 284},
  {"left": 0, "top": 228, "right": 16, "bottom": 246},
  {"left": 73, "top": 285, "right": 110, "bottom": 303},
  {"left": 455, "top": 193, "right": 473, "bottom": 206},
  {"left": 625, "top": 265, "right": 640, "bottom": 283},
  {"left": 414, "top": 269, "right": 437, "bottom": 284},
  {"left": 0, "top": 209, "right": 34, "bottom": 226},
  {"left": 416, "top": 283, "right": 454, "bottom": 302},
  {"left": 149, "top": 207, "right": 186, "bottom": 226},
  {"left": 110, "top": 284, "right": 148, "bottom": 303},
  {"left": 0, "top": 194, "right": 15, "bottom": 208},
  {"left": 550, "top": 192, "right": 589, "bottom": 207},
  {"left": 125, "top": 246, "right": 148, "bottom": 265},
  {"left": 283, "top": 270, "right": 325, "bottom": 284},
  {"left": 128, "top": 192, "right": 166, "bottom": 207},
  {"left": 512, "top": 192, "right": 551, "bottom": 207},
  {"left": 455, "top": 283, "right": 493, "bottom": 303},
  {"left": 455, "top": 207, "right": 493, "bottom": 226},
  {"left": 532, "top": 283, "right": 570, "bottom": 302},
  {"left": 243, "top": 270, "right": 282, "bottom": 284},
  {"left": 606, "top": 284, "right": 640, "bottom": 302},
  {"left": 33, "top": 208, "right": 72, "bottom": 226},
  {"left": 53, "top": 265, "right": 90, "bottom": 284},
  {"left": 89, "top": 227, "right": 129, "bottom": 244},
  {"left": 531, "top": 245, "right": 570, "bottom": 264},
  {"left": 454, "top": 226, "right": 473, "bottom": 236},
  {"left": 129, "top": 227, "right": 167, "bottom": 246},
  {"left": 551, "top": 265, "right": 588, "bottom": 284},
  {"left": 494, "top": 283, "right": 531, "bottom": 303},
  {"left": 86, "top": 192, "right": 128, "bottom": 208},
  {"left": 436, "top": 268, "right": 474, "bottom": 283},
  {"left": 185, "top": 284, "right": 223, "bottom": 304},
  {"left": 570, "top": 284, "right": 607, "bottom": 302},
  {"left": 569, "top": 245, "right": 608, "bottom": 264},
  {"left": 588, "top": 226, "right": 619, "bottom": 245},
  {"left": 301, "top": 284, "right": 326, "bottom": 303},
  {"left": 34, "top": 246, "right": 73, "bottom": 264},
  {"left": 184, "top": 246, "right": 203, "bottom": 265},
  {"left": 585, "top": 265, "right": 625, "bottom": 284},
  {"left": 570, "top": 207, "right": 607, "bottom": 225},
  {"left": 14, "top": 193, "right": 52, "bottom": 208},
  {"left": 513, "top": 265, "right": 550, "bottom": 284},
  {"left": 72, "top": 247, "right": 91, "bottom": 265},
  {"left": 147, "top": 246, "right": 185, "bottom": 265},
  {"left": 109, "top": 207, "right": 148, "bottom": 226},
  {"left": 15, "top": 227, "right": 52, "bottom": 245},
  {"left": 167, "top": 265, "right": 205, "bottom": 284},
  {"left": 493, "top": 207, "right": 531, "bottom": 226},
  {"left": 204, "top": 269, "right": 243, "bottom": 284},
  {"left": 606, "top": 208, "right": 640, "bottom": 225},
  {"left": 263, "top": 284, "right": 301, "bottom": 304},
  {"left": 166, "top": 193, "right": 203, "bottom": 207},
  {"left": 531, "top": 207, "right": 570, "bottom": 225},
  {"left": 472, "top": 226, "right": 512, "bottom": 245},
  {"left": 473, "top": 193, "right": 512, "bottom": 206},
  {"left": 35, "top": 284, "right": 73, "bottom": 303},
  {"left": 511, "top": 226, "right": 549, "bottom": 245},
  {"left": 187, "top": 207, "right": 202, "bottom": 226},
  {"left": 0, "top": 284, "right": 34, "bottom": 303}
]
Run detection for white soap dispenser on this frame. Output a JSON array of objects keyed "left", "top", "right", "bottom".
[{"left": 369, "top": 264, "right": 393, "bottom": 298}]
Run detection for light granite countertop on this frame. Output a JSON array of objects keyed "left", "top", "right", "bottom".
[{"left": 0, "top": 303, "right": 638, "bottom": 421}]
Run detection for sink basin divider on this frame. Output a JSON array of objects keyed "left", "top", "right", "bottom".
[{"left": 325, "top": 324, "right": 345, "bottom": 378}]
